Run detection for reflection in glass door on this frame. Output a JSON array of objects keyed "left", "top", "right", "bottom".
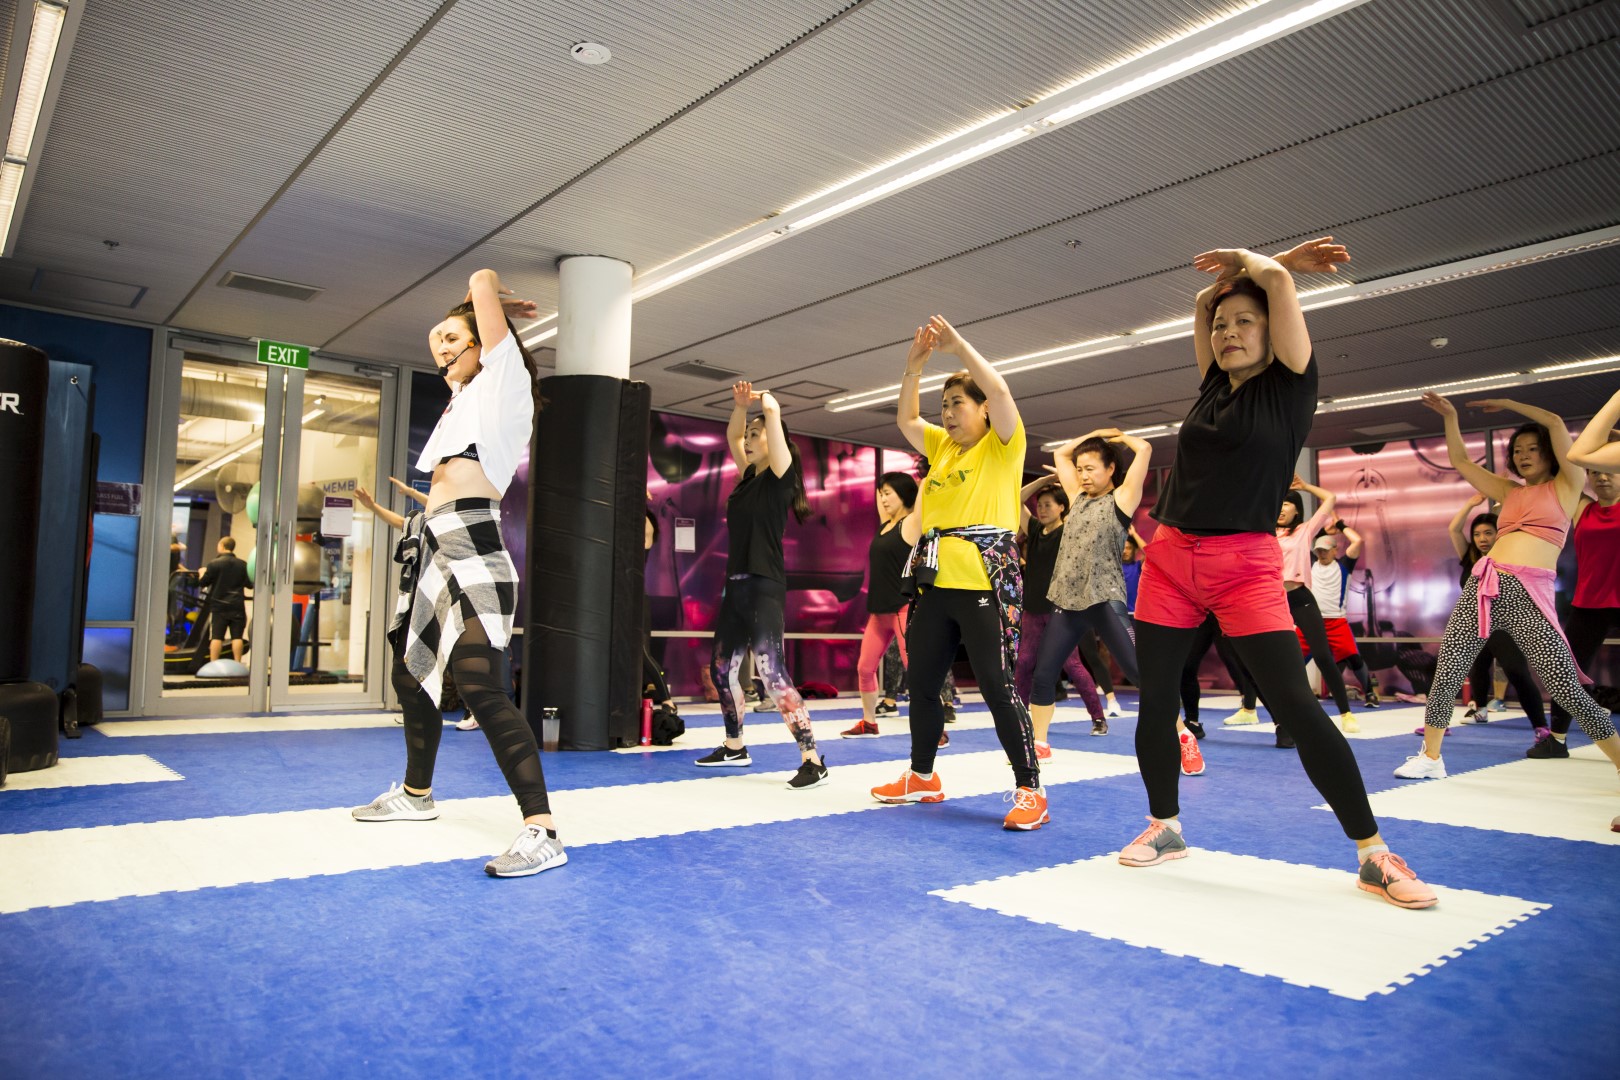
[
  {"left": 270, "top": 366, "right": 388, "bottom": 705},
  {"left": 152, "top": 342, "right": 395, "bottom": 713},
  {"left": 163, "top": 355, "right": 275, "bottom": 708}
]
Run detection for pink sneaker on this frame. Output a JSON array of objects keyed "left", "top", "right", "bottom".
[
  {"left": 1034, "top": 741, "right": 1052, "bottom": 761},
  {"left": 1118, "top": 817, "right": 1188, "bottom": 867},
  {"left": 1357, "top": 851, "right": 1438, "bottom": 909},
  {"left": 1179, "top": 731, "right": 1205, "bottom": 776}
]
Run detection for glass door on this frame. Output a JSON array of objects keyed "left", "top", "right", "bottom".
[
  {"left": 146, "top": 337, "right": 396, "bottom": 714},
  {"left": 267, "top": 363, "right": 394, "bottom": 708}
]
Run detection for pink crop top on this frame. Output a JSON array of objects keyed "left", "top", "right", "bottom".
[{"left": 1495, "top": 481, "right": 1569, "bottom": 548}]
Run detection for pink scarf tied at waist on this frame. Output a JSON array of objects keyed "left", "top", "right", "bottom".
[{"left": 1471, "top": 556, "right": 1590, "bottom": 685}]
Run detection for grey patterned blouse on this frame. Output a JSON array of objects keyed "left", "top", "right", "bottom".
[{"left": 1047, "top": 490, "right": 1131, "bottom": 611}]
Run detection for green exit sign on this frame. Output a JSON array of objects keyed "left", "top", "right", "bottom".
[{"left": 257, "top": 339, "right": 310, "bottom": 369}]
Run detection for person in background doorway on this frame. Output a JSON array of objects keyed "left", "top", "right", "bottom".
[{"left": 198, "top": 536, "right": 249, "bottom": 665}]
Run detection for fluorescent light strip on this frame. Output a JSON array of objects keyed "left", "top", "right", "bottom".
[
  {"left": 5, "top": 1, "right": 67, "bottom": 160},
  {"left": 827, "top": 223, "right": 1620, "bottom": 413},
  {"left": 607, "top": 0, "right": 1363, "bottom": 310},
  {"left": 1317, "top": 358, "right": 1620, "bottom": 416},
  {"left": 0, "top": 1, "right": 68, "bottom": 254},
  {"left": 1532, "top": 353, "right": 1620, "bottom": 374}
]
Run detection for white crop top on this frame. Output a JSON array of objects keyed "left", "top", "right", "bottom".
[{"left": 415, "top": 332, "right": 534, "bottom": 495}]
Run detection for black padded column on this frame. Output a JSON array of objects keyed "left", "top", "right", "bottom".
[
  {"left": 0, "top": 340, "right": 50, "bottom": 680},
  {"left": 524, "top": 375, "right": 652, "bottom": 750}
]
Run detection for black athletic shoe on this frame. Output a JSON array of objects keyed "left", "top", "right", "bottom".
[
  {"left": 1184, "top": 719, "right": 1206, "bottom": 741},
  {"left": 787, "top": 757, "right": 829, "bottom": 789},
  {"left": 942, "top": 705, "right": 956, "bottom": 725},
  {"left": 875, "top": 701, "right": 899, "bottom": 717},
  {"left": 1275, "top": 728, "right": 1296, "bottom": 749},
  {"left": 695, "top": 745, "right": 751, "bottom": 767},
  {"left": 1364, "top": 687, "right": 1381, "bottom": 709},
  {"left": 1526, "top": 733, "right": 1569, "bottom": 759}
]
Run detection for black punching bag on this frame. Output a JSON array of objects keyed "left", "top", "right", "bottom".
[
  {"left": 0, "top": 340, "right": 49, "bottom": 680},
  {"left": 525, "top": 375, "right": 651, "bottom": 750}
]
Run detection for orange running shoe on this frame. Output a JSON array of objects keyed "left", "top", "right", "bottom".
[
  {"left": 1357, "top": 851, "right": 1438, "bottom": 909},
  {"left": 1002, "top": 786, "right": 1049, "bottom": 831},
  {"left": 1179, "top": 731, "right": 1205, "bottom": 776},
  {"left": 871, "top": 770, "right": 945, "bottom": 804},
  {"left": 1034, "top": 741, "right": 1052, "bottom": 761}
]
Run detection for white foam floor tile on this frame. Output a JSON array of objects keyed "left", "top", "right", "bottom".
[
  {"left": 933, "top": 851, "right": 1548, "bottom": 1000},
  {"left": 0, "top": 749, "right": 1138, "bottom": 914},
  {"left": 95, "top": 713, "right": 407, "bottom": 737},
  {"left": 1216, "top": 704, "right": 1430, "bottom": 740},
  {"left": 0, "top": 755, "right": 182, "bottom": 791},
  {"left": 1356, "top": 744, "right": 1620, "bottom": 845}
]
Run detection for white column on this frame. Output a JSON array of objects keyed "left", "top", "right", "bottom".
[{"left": 555, "top": 255, "right": 633, "bottom": 378}]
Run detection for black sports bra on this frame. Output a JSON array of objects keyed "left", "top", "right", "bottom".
[{"left": 439, "top": 444, "right": 479, "bottom": 465}]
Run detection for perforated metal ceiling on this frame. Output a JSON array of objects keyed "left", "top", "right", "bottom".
[{"left": 2, "top": 0, "right": 1617, "bottom": 462}]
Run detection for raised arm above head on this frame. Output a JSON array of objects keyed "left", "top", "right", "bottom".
[
  {"left": 727, "top": 380, "right": 759, "bottom": 472},
  {"left": 1193, "top": 237, "right": 1349, "bottom": 377},
  {"left": 896, "top": 325, "right": 936, "bottom": 455},
  {"left": 1568, "top": 386, "right": 1620, "bottom": 473},
  {"left": 1019, "top": 468, "right": 1060, "bottom": 536},
  {"left": 1447, "top": 493, "right": 1487, "bottom": 561},
  {"left": 928, "top": 315, "right": 1020, "bottom": 442},
  {"left": 1469, "top": 398, "right": 1585, "bottom": 503},
  {"left": 1421, "top": 393, "right": 1515, "bottom": 504},
  {"left": 759, "top": 392, "right": 793, "bottom": 479},
  {"left": 1341, "top": 524, "right": 1363, "bottom": 560},
  {"left": 1109, "top": 430, "right": 1153, "bottom": 517},
  {"left": 465, "top": 269, "right": 535, "bottom": 352}
]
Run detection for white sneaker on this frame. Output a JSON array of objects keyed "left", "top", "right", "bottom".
[
  {"left": 1226, "top": 708, "right": 1260, "bottom": 726},
  {"left": 1105, "top": 698, "right": 1124, "bottom": 718},
  {"left": 1394, "top": 753, "right": 1446, "bottom": 780},
  {"left": 455, "top": 716, "right": 480, "bottom": 731},
  {"left": 351, "top": 782, "right": 439, "bottom": 821}
]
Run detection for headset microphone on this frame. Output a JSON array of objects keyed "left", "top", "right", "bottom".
[{"left": 437, "top": 343, "right": 474, "bottom": 377}]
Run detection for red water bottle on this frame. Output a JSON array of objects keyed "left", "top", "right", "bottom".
[{"left": 640, "top": 698, "right": 653, "bottom": 746}]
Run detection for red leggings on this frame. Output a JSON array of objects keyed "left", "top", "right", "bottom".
[{"left": 857, "top": 611, "right": 908, "bottom": 693}]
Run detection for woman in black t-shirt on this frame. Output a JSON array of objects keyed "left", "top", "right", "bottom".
[
  {"left": 1118, "top": 238, "right": 1437, "bottom": 911},
  {"left": 693, "top": 381, "right": 824, "bottom": 789},
  {"left": 842, "top": 471, "right": 919, "bottom": 739}
]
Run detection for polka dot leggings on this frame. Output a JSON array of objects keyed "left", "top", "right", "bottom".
[{"left": 1424, "top": 572, "right": 1615, "bottom": 741}]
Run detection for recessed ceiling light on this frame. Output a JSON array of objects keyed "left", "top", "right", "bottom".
[{"left": 571, "top": 41, "right": 610, "bottom": 65}]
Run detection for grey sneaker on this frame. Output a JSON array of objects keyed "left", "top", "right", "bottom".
[
  {"left": 351, "top": 782, "right": 438, "bottom": 821},
  {"left": 485, "top": 826, "right": 568, "bottom": 878},
  {"left": 1118, "top": 816, "right": 1189, "bottom": 867}
]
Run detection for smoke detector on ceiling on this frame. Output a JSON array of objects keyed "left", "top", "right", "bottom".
[
  {"left": 571, "top": 42, "right": 611, "bottom": 64},
  {"left": 1429, "top": 337, "right": 1449, "bottom": 348}
]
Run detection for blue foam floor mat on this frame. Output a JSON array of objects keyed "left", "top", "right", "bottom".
[{"left": 2, "top": 693, "right": 1617, "bottom": 1078}]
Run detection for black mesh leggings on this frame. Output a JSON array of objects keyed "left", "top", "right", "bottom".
[
  {"left": 394, "top": 618, "right": 551, "bottom": 818},
  {"left": 1550, "top": 605, "right": 1620, "bottom": 735},
  {"left": 1031, "top": 601, "right": 1137, "bottom": 707},
  {"left": 1466, "top": 631, "right": 1546, "bottom": 726},
  {"left": 1137, "top": 621, "right": 1378, "bottom": 840}
]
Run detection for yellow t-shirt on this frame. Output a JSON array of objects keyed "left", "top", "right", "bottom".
[{"left": 919, "top": 419, "right": 1027, "bottom": 590}]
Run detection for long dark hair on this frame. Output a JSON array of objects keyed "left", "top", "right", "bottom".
[
  {"left": 745, "top": 415, "right": 812, "bottom": 523},
  {"left": 1278, "top": 490, "right": 1305, "bottom": 533},
  {"left": 444, "top": 301, "right": 546, "bottom": 411},
  {"left": 1074, "top": 436, "right": 1124, "bottom": 486}
]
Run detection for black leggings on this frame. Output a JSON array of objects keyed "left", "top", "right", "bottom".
[
  {"left": 907, "top": 587, "right": 1037, "bottom": 789},
  {"left": 1551, "top": 605, "right": 1620, "bottom": 734},
  {"left": 1285, "top": 588, "right": 1352, "bottom": 715},
  {"left": 1180, "top": 613, "right": 1256, "bottom": 723},
  {"left": 1138, "top": 622, "right": 1377, "bottom": 840},
  {"left": 1031, "top": 601, "right": 1137, "bottom": 707},
  {"left": 393, "top": 619, "right": 550, "bottom": 818},
  {"left": 1077, "top": 631, "right": 1116, "bottom": 694},
  {"left": 1467, "top": 631, "right": 1546, "bottom": 725}
]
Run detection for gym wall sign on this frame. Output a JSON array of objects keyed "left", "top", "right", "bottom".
[{"left": 255, "top": 339, "right": 311, "bottom": 370}]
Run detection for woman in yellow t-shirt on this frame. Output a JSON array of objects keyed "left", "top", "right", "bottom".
[{"left": 869, "top": 315, "right": 1046, "bottom": 831}]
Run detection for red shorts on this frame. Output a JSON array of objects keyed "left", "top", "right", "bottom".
[
  {"left": 1136, "top": 525, "right": 1294, "bottom": 637},
  {"left": 1298, "top": 616, "right": 1359, "bottom": 663}
]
